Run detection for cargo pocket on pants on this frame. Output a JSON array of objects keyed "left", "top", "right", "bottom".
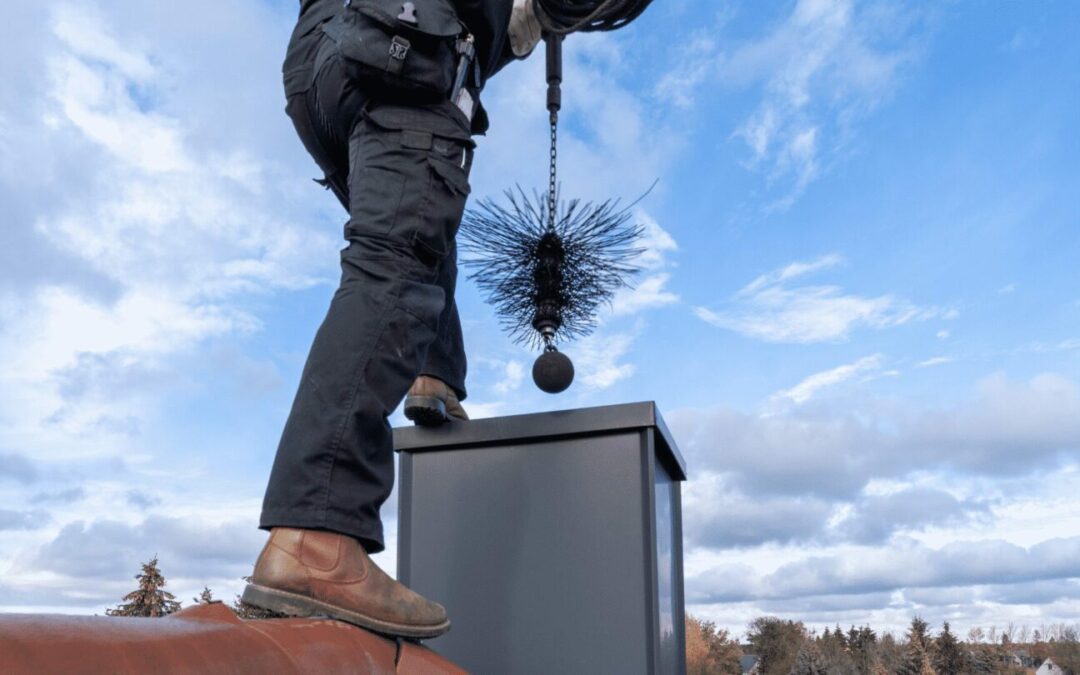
[
  {"left": 411, "top": 153, "right": 471, "bottom": 265},
  {"left": 347, "top": 165, "right": 407, "bottom": 241}
]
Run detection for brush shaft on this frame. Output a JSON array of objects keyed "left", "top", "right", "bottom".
[{"left": 546, "top": 35, "right": 563, "bottom": 113}]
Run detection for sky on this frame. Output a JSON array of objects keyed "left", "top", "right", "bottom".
[{"left": 1, "top": 0, "right": 1078, "bottom": 638}]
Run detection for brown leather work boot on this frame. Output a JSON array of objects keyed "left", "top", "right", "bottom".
[
  {"left": 242, "top": 528, "right": 450, "bottom": 639},
  {"left": 403, "top": 375, "right": 468, "bottom": 426}
]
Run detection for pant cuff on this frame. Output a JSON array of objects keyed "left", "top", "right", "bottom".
[{"left": 259, "top": 508, "right": 386, "bottom": 554}]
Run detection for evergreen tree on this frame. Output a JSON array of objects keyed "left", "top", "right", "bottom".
[
  {"left": 194, "top": 587, "right": 215, "bottom": 604},
  {"left": 790, "top": 640, "right": 827, "bottom": 675},
  {"left": 819, "top": 625, "right": 857, "bottom": 675},
  {"left": 908, "top": 616, "right": 932, "bottom": 650},
  {"left": 850, "top": 625, "right": 878, "bottom": 675},
  {"left": 107, "top": 556, "right": 181, "bottom": 617},
  {"left": 878, "top": 633, "right": 904, "bottom": 674},
  {"left": 898, "top": 640, "right": 937, "bottom": 675},
  {"left": 898, "top": 619, "right": 936, "bottom": 675},
  {"left": 933, "top": 622, "right": 968, "bottom": 675}
]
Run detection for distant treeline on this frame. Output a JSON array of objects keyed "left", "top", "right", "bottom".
[
  {"left": 104, "top": 558, "right": 1079, "bottom": 674},
  {"left": 686, "top": 614, "right": 1080, "bottom": 675}
]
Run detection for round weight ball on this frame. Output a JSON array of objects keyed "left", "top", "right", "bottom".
[{"left": 532, "top": 350, "right": 574, "bottom": 394}]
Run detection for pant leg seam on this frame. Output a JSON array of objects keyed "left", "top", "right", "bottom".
[{"left": 317, "top": 281, "right": 402, "bottom": 521}]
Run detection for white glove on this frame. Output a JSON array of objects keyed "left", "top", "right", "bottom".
[{"left": 508, "top": 0, "right": 543, "bottom": 57}]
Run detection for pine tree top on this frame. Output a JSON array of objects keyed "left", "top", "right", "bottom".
[{"left": 106, "top": 556, "right": 181, "bottom": 618}]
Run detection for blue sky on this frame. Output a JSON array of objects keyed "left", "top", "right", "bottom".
[{"left": 1, "top": 0, "right": 1078, "bottom": 636}]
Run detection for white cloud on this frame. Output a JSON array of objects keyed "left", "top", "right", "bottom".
[
  {"left": 918, "top": 356, "right": 953, "bottom": 368},
  {"left": 0, "top": 4, "right": 335, "bottom": 458},
  {"left": 730, "top": 0, "right": 922, "bottom": 207},
  {"left": 655, "top": 0, "right": 925, "bottom": 207},
  {"left": 610, "top": 210, "right": 680, "bottom": 317},
  {"left": 773, "top": 354, "right": 884, "bottom": 404},
  {"left": 654, "top": 33, "right": 721, "bottom": 108},
  {"left": 832, "top": 487, "right": 990, "bottom": 544},
  {"left": 50, "top": 5, "right": 155, "bottom": 82},
  {"left": 690, "top": 536, "right": 1080, "bottom": 604},
  {"left": 683, "top": 473, "right": 833, "bottom": 548},
  {"left": 493, "top": 360, "right": 525, "bottom": 395},
  {"left": 610, "top": 273, "right": 678, "bottom": 317},
  {"left": 670, "top": 372, "right": 1080, "bottom": 502},
  {"left": 0, "top": 469, "right": 266, "bottom": 613},
  {"left": 570, "top": 329, "right": 637, "bottom": 390},
  {"left": 742, "top": 252, "right": 844, "bottom": 294},
  {"left": 683, "top": 478, "right": 991, "bottom": 551},
  {"left": 696, "top": 255, "right": 945, "bottom": 343},
  {"left": 49, "top": 48, "right": 191, "bottom": 173},
  {"left": 633, "top": 209, "right": 679, "bottom": 272}
]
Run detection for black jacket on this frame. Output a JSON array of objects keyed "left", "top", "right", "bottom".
[{"left": 283, "top": 0, "right": 516, "bottom": 100}]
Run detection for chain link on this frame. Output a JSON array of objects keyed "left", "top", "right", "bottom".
[{"left": 548, "top": 111, "right": 558, "bottom": 233}]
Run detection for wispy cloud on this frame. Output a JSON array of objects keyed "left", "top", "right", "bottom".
[
  {"left": 0, "top": 3, "right": 334, "bottom": 456},
  {"left": 655, "top": 0, "right": 926, "bottom": 208},
  {"left": 729, "top": 0, "right": 925, "bottom": 208},
  {"left": 571, "top": 329, "right": 638, "bottom": 390},
  {"left": 571, "top": 213, "right": 678, "bottom": 390},
  {"left": 610, "top": 210, "right": 679, "bottom": 316},
  {"left": 918, "top": 356, "right": 953, "bottom": 368},
  {"left": 696, "top": 255, "right": 948, "bottom": 343},
  {"left": 773, "top": 354, "right": 884, "bottom": 404},
  {"left": 654, "top": 31, "right": 723, "bottom": 109},
  {"left": 741, "top": 253, "right": 844, "bottom": 294},
  {"left": 493, "top": 360, "right": 525, "bottom": 395}
]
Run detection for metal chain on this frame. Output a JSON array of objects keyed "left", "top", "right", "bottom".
[{"left": 547, "top": 111, "right": 558, "bottom": 232}]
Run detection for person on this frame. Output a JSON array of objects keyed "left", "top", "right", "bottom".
[{"left": 243, "top": 0, "right": 543, "bottom": 639}]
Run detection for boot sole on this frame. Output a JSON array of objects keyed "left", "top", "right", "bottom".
[
  {"left": 241, "top": 583, "right": 451, "bottom": 640},
  {"left": 403, "top": 395, "right": 449, "bottom": 427}
]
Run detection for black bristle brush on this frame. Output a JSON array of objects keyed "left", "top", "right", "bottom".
[{"left": 460, "top": 35, "right": 646, "bottom": 393}]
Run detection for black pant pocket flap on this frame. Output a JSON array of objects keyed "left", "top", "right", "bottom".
[{"left": 428, "top": 156, "right": 470, "bottom": 197}]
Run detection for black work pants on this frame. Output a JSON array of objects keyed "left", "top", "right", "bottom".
[{"left": 260, "top": 50, "right": 472, "bottom": 553}]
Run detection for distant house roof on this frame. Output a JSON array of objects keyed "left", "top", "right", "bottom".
[
  {"left": 1037, "top": 658, "right": 1065, "bottom": 675},
  {"left": 741, "top": 654, "right": 759, "bottom": 673}
]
